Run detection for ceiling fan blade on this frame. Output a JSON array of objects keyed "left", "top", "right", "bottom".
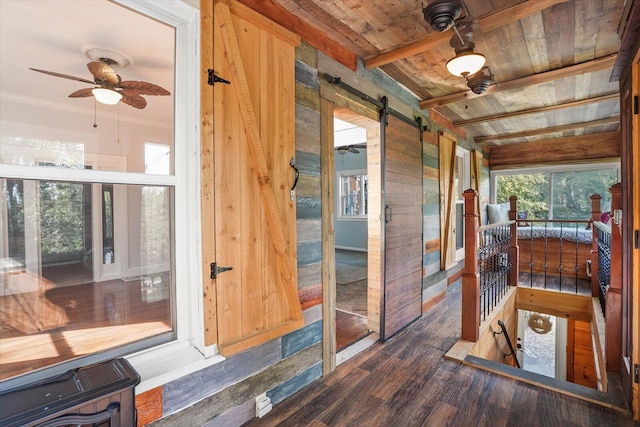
[
  {"left": 29, "top": 67, "right": 95, "bottom": 85},
  {"left": 87, "top": 61, "right": 120, "bottom": 85},
  {"left": 119, "top": 81, "right": 170, "bottom": 96},
  {"left": 68, "top": 88, "right": 94, "bottom": 98},
  {"left": 120, "top": 89, "right": 147, "bottom": 109},
  {"left": 348, "top": 146, "right": 359, "bottom": 153}
]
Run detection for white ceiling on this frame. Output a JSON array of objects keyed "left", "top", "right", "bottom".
[
  {"left": 0, "top": 0, "right": 176, "bottom": 125},
  {"left": 334, "top": 118, "right": 367, "bottom": 148}
]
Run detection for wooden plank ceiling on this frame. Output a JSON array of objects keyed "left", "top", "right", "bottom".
[{"left": 239, "top": 0, "right": 625, "bottom": 153}]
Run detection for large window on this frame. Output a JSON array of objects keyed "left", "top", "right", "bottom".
[
  {"left": 0, "top": 0, "right": 200, "bottom": 388},
  {"left": 493, "top": 164, "right": 620, "bottom": 222}
]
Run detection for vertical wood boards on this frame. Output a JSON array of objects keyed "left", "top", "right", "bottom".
[
  {"left": 210, "top": 0, "right": 303, "bottom": 355},
  {"left": 629, "top": 48, "right": 640, "bottom": 420},
  {"left": 320, "top": 97, "right": 337, "bottom": 375},
  {"left": 201, "top": 0, "right": 217, "bottom": 348},
  {"left": 471, "top": 150, "right": 483, "bottom": 229},
  {"left": 383, "top": 114, "right": 423, "bottom": 339},
  {"left": 439, "top": 132, "right": 457, "bottom": 270},
  {"left": 571, "top": 319, "right": 597, "bottom": 389},
  {"left": 366, "top": 124, "right": 383, "bottom": 335},
  {"left": 319, "top": 83, "right": 382, "bottom": 370}
]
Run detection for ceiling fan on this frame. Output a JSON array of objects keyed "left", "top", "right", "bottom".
[
  {"left": 335, "top": 144, "right": 366, "bottom": 154},
  {"left": 29, "top": 58, "right": 170, "bottom": 109}
]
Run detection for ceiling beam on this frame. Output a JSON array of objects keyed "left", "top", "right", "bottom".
[
  {"left": 475, "top": 116, "right": 620, "bottom": 143},
  {"left": 476, "top": 0, "right": 569, "bottom": 33},
  {"left": 488, "top": 131, "right": 621, "bottom": 169},
  {"left": 454, "top": 93, "right": 619, "bottom": 127},
  {"left": 235, "top": 0, "right": 357, "bottom": 71},
  {"left": 364, "top": 0, "right": 569, "bottom": 69},
  {"left": 420, "top": 54, "right": 618, "bottom": 110}
]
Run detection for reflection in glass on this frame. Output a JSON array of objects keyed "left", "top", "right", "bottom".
[
  {"left": 102, "top": 184, "right": 114, "bottom": 264},
  {"left": 0, "top": 179, "right": 174, "bottom": 380},
  {"left": 339, "top": 170, "right": 368, "bottom": 218}
]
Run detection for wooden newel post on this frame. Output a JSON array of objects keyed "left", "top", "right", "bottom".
[
  {"left": 508, "top": 196, "right": 519, "bottom": 287},
  {"left": 590, "top": 193, "right": 602, "bottom": 297},
  {"left": 606, "top": 183, "right": 622, "bottom": 372},
  {"left": 462, "top": 189, "right": 480, "bottom": 342}
]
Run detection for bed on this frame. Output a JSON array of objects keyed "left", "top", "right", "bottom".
[{"left": 484, "top": 202, "right": 594, "bottom": 280}]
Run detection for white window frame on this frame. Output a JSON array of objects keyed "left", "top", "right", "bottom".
[
  {"left": 490, "top": 162, "right": 621, "bottom": 218},
  {"left": 455, "top": 146, "right": 470, "bottom": 261},
  {"left": 337, "top": 168, "right": 368, "bottom": 220},
  {"left": 0, "top": 0, "right": 220, "bottom": 394}
]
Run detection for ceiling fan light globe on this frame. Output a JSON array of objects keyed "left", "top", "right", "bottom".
[
  {"left": 445, "top": 52, "right": 486, "bottom": 77},
  {"left": 92, "top": 87, "right": 123, "bottom": 105}
]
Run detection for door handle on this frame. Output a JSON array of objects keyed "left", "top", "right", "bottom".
[{"left": 289, "top": 157, "right": 299, "bottom": 201}]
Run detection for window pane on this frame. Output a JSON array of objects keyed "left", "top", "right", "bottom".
[
  {"left": 455, "top": 202, "right": 463, "bottom": 250},
  {"left": 496, "top": 174, "right": 549, "bottom": 219},
  {"left": 339, "top": 171, "right": 367, "bottom": 218},
  {"left": 0, "top": 179, "right": 174, "bottom": 380},
  {"left": 455, "top": 155, "right": 464, "bottom": 200},
  {"left": 0, "top": 0, "right": 175, "bottom": 175},
  {"left": 551, "top": 169, "right": 618, "bottom": 221}
]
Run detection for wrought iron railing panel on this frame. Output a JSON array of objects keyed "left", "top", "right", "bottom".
[
  {"left": 519, "top": 219, "right": 591, "bottom": 294},
  {"left": 477, "top": 223, "right": 512, "bottom": 320},
  {"left": 594, "top": 222, "right": 611, "bottom": 316}
]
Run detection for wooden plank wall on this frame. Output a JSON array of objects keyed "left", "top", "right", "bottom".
[
  {"left": 140, "top": 11, "right": 490, "bottom": 425},
  {"left": 137, "top": 38, "right": 325, "bottom": 427},
  {"left": 470, "top": 289, "right": 518, "bottom": 366},
  {"left": 420, "top": 111, "right": 482, "bottom": 312}
]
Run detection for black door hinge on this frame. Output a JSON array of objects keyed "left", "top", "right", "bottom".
[
  {"left": 634, "top": 364, "right": 639, "bottom": 383},
  {"left": 210, "top": 262, "right": 233, "bottom": 279},
  {"left": 385, "top": 205, "right": 392, "bottom": 223},
  {"left": 208, "top": 69, "right": 231, "bottom": 86},
  {"left": 635, "top": 230, "right": 639, "bottom": 249},
  {"left": 634, "top": 95, "right": 638, "bottom": 115}
]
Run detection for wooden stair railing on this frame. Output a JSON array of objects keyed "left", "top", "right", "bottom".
[
  {"left": 606, "top": 183, "right": 623, "bottom": 373},
  {"left": 461, "top": 189, "right": 517, "bottom": 342},
  {"left": 462, "top": 189, "right": 481, "bottom": 342},
  {"left": 590, "top": 184, "right": 623, "bottom": 373}
]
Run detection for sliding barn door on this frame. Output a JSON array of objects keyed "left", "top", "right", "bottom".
[
  {"left": 382, "top": 112, "right": 423, "bottom": 339},
  {"left": 208, "top": 1, "right": 302, "bottom": 355}
]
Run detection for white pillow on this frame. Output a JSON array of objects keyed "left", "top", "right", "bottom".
[{"left": 487, "top": 202, "right": 510, "bottom": 224}]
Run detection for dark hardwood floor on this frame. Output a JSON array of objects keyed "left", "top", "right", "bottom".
[
  {"left": 336, "top": 310, "right": 369, "bottom": 352},
  {"left": 245, "top": 283, "right": 635, "bottom": 426}
]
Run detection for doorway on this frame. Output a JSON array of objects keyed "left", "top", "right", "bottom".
[{"left": 333, "top": 108, "right": 380, "bottom": 361}]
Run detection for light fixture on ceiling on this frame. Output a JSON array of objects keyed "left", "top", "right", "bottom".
[
  {"left": 422, "top": 0, "right": 464, "bottom": 32},
  {"left": 466, "top": 66, "right": 494, "bottom": 94},
  {"left": 423, "top": 1, "right": 491, "bottom": 81},
  {"left": 91, "top": 87, "right": 123, "bottom": 105},
  {"left": 445, "top": 22, "right": 485, "bottom": 78}
]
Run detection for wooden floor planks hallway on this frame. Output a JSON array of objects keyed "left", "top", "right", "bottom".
[{"left": 244, "top": 283, "right": 636, "bottom": 426}]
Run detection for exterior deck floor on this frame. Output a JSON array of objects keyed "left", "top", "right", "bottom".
[{"left": 244, "top": 283, "right": 635, "bottom": 426}]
